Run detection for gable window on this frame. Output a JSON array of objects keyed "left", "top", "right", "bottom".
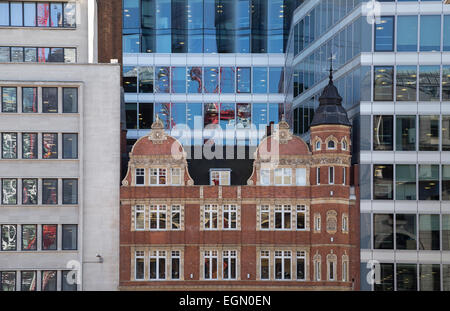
[
  {"left": 315, "top": 214, "right": 321, "bottom": 232},
  {"left": 135, "top": 168, "right": 145, "bottom": 185},
  {"left": 171, "top": 168, "right": 181, "bottom": 185},
  {"left": 223, "top": 205, "right": 237, "bottom": 230},
  {"left": 210, "top": 169, "right": 231, "bottom": 186},
  {"left": 296, "top": 168, "right": 307, "bottom": 186},
  {"left": 296, "top": 205, "right": 306, "bottom": 230},
  {"left": 328, "top": 260, "right": 336, "bottom": 281},
  {"left": 260, "top": 169, "right": 270, "bottom": 185},
  {"left": 342, "top": 214, "right": 349, "bottom": 232},
  {"left": 275, "top": 251, "right": 291, "bottom": 280},
  {"left": 329, "top": 167, "right": 335, "bottom": 184},
  {"left": 204, "top": 205, "right": 218, "bottom": 229},
  {"left": 275, "top": 168, "right": 292, "bottom": 185},
  {"left": 150, "top": 168, "right": 167, "bottom": 185},
  {"left": 328, "top": 140, "right": 336, "bottom": 150},
  {"left": 275, "top": 205, "right": 291, "bottom": 229},
  {"left": 149, "top": 205, "right": 167, "bottom": 230},
  {"left": 314, "top": 257, "right": 321, "bottom": 281}
]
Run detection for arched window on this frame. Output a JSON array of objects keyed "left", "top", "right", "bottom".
[
  {"left": 342, "top": 140, "right": 348, "bottom": 150},
  {"left": 316, "top": 141, "right": 321, "bottom": 150},
  {"left": 328, "top": 140, "right": 335, "bottom": 149}
]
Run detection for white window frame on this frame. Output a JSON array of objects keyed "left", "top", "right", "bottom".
[
  {"left": 260, "top": 169, "right": 270, "bottom": 185},
  {"left": 342, "top": 260, "right": 348, "bottom": 282},
  {"left": 135, "top": 251, "right": 145, "bottom": 280},
  {"left": 210, "top": 169, "right": 231, "bottom": 186},
  {"left": 203, "top": 250, "right": 218, "bottom": 280},
  {"left": 316, "top": 167, "right": 320, "bottom": 185},
  {"left": 171, "top": 168, "right": 182, "bottom": 185},
  {"left": 274, "top": 250, "right": 292, "bottom": 280},
  {"left": 204, "top": 204, "right": 219, "bottom": 230},
  {"left": 296, "top": 205, "right": 306, "bottom": 230},
  {"left": 260, "top": 205, "right": 270, "bottom": 230},
  {"left": 342, "top": 140, "right": 347, "bottom": 151},
  {"left": 328, "top": 260, "right": 336, "bottom": 281},
  {"left": 315, "top": 260, "right": 321, "bottom": 281},
  {"left": 149, "top": 250, "right": 166, "bottom": 280},
  {"left": 149, "top": 205, "right": 167, "bottom": 230},
  {"left": 342, "top": 213, "right": 348, "bottom": 232},
  {"left": 171, "top": 205, "right": 181, "bottom": 230},
  {"left": 296, "top": 168, "right": 307, "bottom": 186},
  {"left": 222, "top": 250, "right": 237, "bottom": 280},
  {"left": 274, "top": 168, "right": 292, "bottom": 185},
  {"left": 149, "top": 168, "right": 167, "bottom": 185},
  {"left": 327, "top": 140, "right": 336, "bottom": 150},
  {"left": 171, "top": 250, "right": 181, "bottom": 280},
  {"left": 275, "top": 205, "right": 292, "bottom": 230},
  {"left": 315, "top": 214, "right": 321, "bottom": 231},
  {"left": 316, "top": 140, "right": 321, "bottom": 150},
  {"left": 135, "top": 168, "right": 145, "bottom": 186},
  {"left": 134, "top": 205, "right": 145, "bottom": 231},
  {"left": 222, "top": 205, "right": 238, "bottom": 230},
  {"left": 329, "top": 166, "right": 334, "bottom": 184},
  {"left": 260, "top": 250, "right": 270, "bottom": 280},
  {"left": 296, "top": 251, "right": 306, "bottom": 281},
  {"left": 343, "top": 167, "right": 346, "bottom": 185}
]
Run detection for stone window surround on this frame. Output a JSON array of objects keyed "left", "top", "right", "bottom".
[
  {"left": 200, "top": 204, "right": 241, "bottom": 231},
  {"left": 131, "top": 204, "right": 185, "bottom": 231},
  {"left": 257, "top": 203, "right": 310, "bottom": 231},
  {"left": 257, "top": 165, "right": 310, "bottom": 186},
  {"left": 131, "top": 165, "right": 185, "bottom": 187},
  {"left": 199, "top": 246, "right": 241, "bottom": 281}
]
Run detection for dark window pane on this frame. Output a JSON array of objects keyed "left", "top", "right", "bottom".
[
  {"left": 63, "top": 179, "right": 78, "bottom": 204},
  {"left": 269, "top": 67, "right": 283, "bottom": 93},
  {"left": 22, "top": 87, "right": 38, "bottom": 113},
  {"left": 374, "top": 66, "right": 393, "bottom": 101},
  {"left": 50, "top": 2, "right": 62, "bottom": 27},
  {"left": 419, "top": 215, "right": 440, "bottom": 250},
  {"left": 442, "top": 214, "right": 450, "bottom": 250},
  {"left": 21, "top": 271, "right": 36, "bottom": 291},
  {"left": 139, "top": 66, "right": 154, "bottom": 93},
  {"left": 1, "top": 272, "right": 16, "bottom": 291},
  {"left": 2, "top": 133, "right": 17, "bottom": 159},
  {"left": 21, "top": 225, "right": 37, "bottom": 251},
  {"left": 1, "top": 225, "right": 17, "bottom": 251},
  {"left": 10, "top": 2, "right": 23, "bottom": 26},
  {"left": 42, "top": 87, "right": 58, "bottom": 113},
  {"left": 373, "top": 115, "right": 393, "bottom": 150},
  {"left": 360, "top": 213, "right": 371, "bottom": 249},
  {"left": 22, "top": 179, "right": 38, "bottom": 205},
  {"left": 42, "top": 133, "right": 58, "bottom": 159},
  {"left": 397, "top": 264, "right": 417, "bottom": 291},
  {"left": 220, "top": 67, "right": 235, "bottom": 93},
  {"left": 63, "top": 88, "right": 78, "bottom": 113},
  {"left": 139, "top": 103, "right": 154, "bottom": 129},
  {"left": 420, "top": 264, "right": 440, "bottom": 291},
  {"left": 2, "top": 179, "right": 17, "bottom": 205},
  {"left": 42, "top": 179, "right": 58, "bottom": 205},
  {"left": 2, "top": 87, "right": 17, "bottom": 112},
  {"left": 444, "top": 66, "right": 450, "bottom": 101},
  {"left": 22, "top": 133, "right": 38, "bottom": 159},
  {"left": 123, "top": 66, "right": 138, "bottom": 93},
  {"left": 42, "top": 225, "right": 57, "bottom": 250},
  {"left": 375, "top": 16, "right": 394, "bottom": 51},
  {"left": 420, "top": 16, "right": 441, "bottom": 52},
  {"left": 443, "top": 166, "right": 450, "bottom": 201},
  {"left": 419, "top": 66, "right": 440, "bottom": 101},
  {"left": 24, "top": 2, "right": 36, "bottom": 26},
  {"left": 374, "top": 263, "right": 394, "bottom": 291},
  {"left": 62, "top": 225, "right": 77, "bottom": 250},
  {"left": 126, "top": 103, "right": 137, "bottom": 129},
  {"left": 62, "top": 271, "right": 77, "bottom": 291},
  {"left": 419, "top": 165, "right": 439, "bottom": 201},
  {"left": 374, "top": 214, "right": 393, "bottom": 249},
  {"left": 63, "top": 134, "right": 78, "bottom": 159},
  {"left": 48, "top": 48, "right": 64, "bottom": 62},
  {"left": 63, "top": 2, "right": 76, "bottom": 27},
  {"left": 396, "top": 165, "right": 416, "bottom": 201},
  {"left": 396, "top": 116, "right": 416, "bottom": 151},
  {"left": 419, "top": 115, "right": 439, "bottom": 151},
  {"left": 41, "top": 271, "right": 57, "bottom": 291},
  {"left": 374, "top": 165, "right": 393, "bottom": 200},
  {"left": 396, "top": 66, "right": 417, "bottom": 101},
  {"left": 37, "top": 3, "right": 50, "bottom": 27},
  {"left": 396, "top": 214, "right": 416, "bottom": 250}
]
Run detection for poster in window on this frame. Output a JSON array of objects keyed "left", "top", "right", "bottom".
[
  {"left": 2, "top": 179, "right": 17, "bottom": 205},
  {"left": 22, "top": 225, "right": 37, "bottom": 251},
  {"left": 22, "top": 179, "right": 38, "bottom": 205},
  {"left": 2, "top": 133, "right": 17, "bottom": 159},
  {"left": 2, "top": 87, "right": 17, "bottom": 112},
  {"left": 37, "top": 3, "right": 50, "bottom": 27},
  {"left": 1, "top": 225, "right": 17, "bottom": 251},
  {"left": 1, "top": 272, "right": 16, "bottom": 291},
  {"left": 42, "top": 225, "right": 57, "bottom": 250},
  {"left": 43, "top": 133, "right": 58, "bottom": 158},
  {"left": 43, "top": 179, "right": 58, "bottom": 205},
  {"left": 22, "top": 133, "right": 38, "bottom": 159},
  {"left": 236, "top": 103, "right": 251, "bottom": 128},
  {"left": 42, "top": 271, "right": 57, "bottom": 291}
]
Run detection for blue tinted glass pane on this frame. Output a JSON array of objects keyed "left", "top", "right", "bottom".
[
  {"left": 187, "top": 67, "right": 202, "bottom": 93},
  {"left": 123, "top": 0, "right": 140, "bottom": 28},
  {"left": 237, "top": 67, "right": 251, "bottom": 93},
  {"left": 267, "top": 0, "right": 284, "bottom": 53},
  {"left": 397, "top": 16, "right": 417, "bottom": 52},
  {"left": 253, "top": 103, "right": 267, "bottom": 127},
  {"left": 419, "top": 66, "right": 440, "bottom": 101},
  {"left": 236, "top": 0, "right": 250, "bottom": 53},
  {"left": 187, "top": 103, "right": 202, "bottom": 145},
  {"left": 420, "top": 15, "right": 441, "bottom": 52},
  {"left": 37, "top": 3, "right": 50, "bottom": 27},
  {"left": 220, "top": 67, "right": 235, "bottom": 93},
  {"left": 268, "top": 103, "right": 283, "bottom": 124},
  {"left": 444, "top": 16, "right": 450, "bottom": 52},
  {"left": 204, "top": 67, "right": 219, "bottom": 93},
  {"left": 0, "top": 3, "right": 9, "bottom": 26},
  {"left": 171, "top": 103, "right": 186, "bottom": 128},
  {"left": 220, "top": 103, "right": 235, "bottom": 130},
  {"left": 123, "top": 33, "right": 140, "bottom": 53},
  {"left": 269, "top": 67, "right": 283, "bottom": 93},
  {"left": 156, "top": 0, "right": 171, "bottom": 52},
  {"left": 155, "top": 103, "right": 170, "bottom": 129},
  {"left": 50, "top": 2, "right": 62, "bottom": 27},
  {"left": 375, "top": 16, "right": 394, "bottom": 51},
  {"left": 171, "top": 67, "right": 186, "bottom": 93},
  {"left": 24, "top": 3, "right": 36, "bottom": 26},
  {"left": 187, "top": 0, "right": 203, "bottom": 53},
  {"left": 203, "top": 0, "right": 217, "bottom": 53},
  {"left": 10, "top": 2, "right": 23, "bottom": 26},
  {"left": 155, "top": 67, "right": 170, "bottom": 93},
  {"left": 253, "top": 67, "right": 267, "bottom": 93}
]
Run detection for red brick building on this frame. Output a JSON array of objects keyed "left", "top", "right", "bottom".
[{"left": 119, "top": 74, "right": 360, "bottom": 290}]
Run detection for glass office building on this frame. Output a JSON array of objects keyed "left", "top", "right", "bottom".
[
  {"left": 122, "top": 0, "right": 309, "bottom": 147},
  {"left": 286, "top": 0, "right": 450, "bottom": 291}
]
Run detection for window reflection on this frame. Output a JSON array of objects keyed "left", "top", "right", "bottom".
[
  {"left": 374, "top": 214, "right": 393, "bottom": 249},
  {"left": 419, "top": 66, "right": 440, "bottom": 101},
  {"left": 396, "top": 264, "right": 417, "bottom": 291},
  {"left": 396, "top": 116, "right": 416, "bottom": 151},
  {"left": 397, "top": 16, "right": 417, "bottom": 52},
  {"left": 236, "top": 67, "right": 250, "bottom": 93},
  {"left": 220, "top": 67, "right": 235, "bottom": 93},
  {"left": 420, "top": 16, "right": 441, "bottom": 52},
  {"left": 204, "top": 67, "right": 219, "bottom": 93},
  {"left": 22, "top": 133, "right": 38, "bottom": 159},
  {"left": 419, "top": 165, "right": 439, "bottom": 201},
  {"left": 253, "top": 67, "right": 267, "bottom": 93},
  {"left": 155, "top": 67, "right": 170, "bottom": 93},
  {"left": 220, "top": 103, "right": 235, "bottom": 130},
  {"left": 396, "top": 66, "right": 417, "bottom": 101},
  {"left": 22, "top": 179, "right": 38, "bottom": 205},
  {"left": 396, "top": 165, "right": 416, "bottom": 201},
  {"left": 187, "top": 67, "right": 202, "bottom": 93},
  {"left": 419, "top": 115, "right": 439, "bottom": 151},
  {"left": 373, "top": 165, "right": 393, "bottom": 200},
  {"left": 373, "top": 115, "right": 393, "bottom": 151},
  {"left": 126, "top": 103, "right": 138, "bottom": 129},
  {"left": 375, "top": 16, "right": 394, "bottom": 52},
  {"left": 374, "top": 66, "right": 393, "bottom": 101},
  {"left": 171, "top": 67, "right": 186, "bottom": 93},
  {"left": 139, "top": 67, "right": 154, "bottom": 93},
  {"left": 374, "top": 263, "right": 394, "bottom": 291}
]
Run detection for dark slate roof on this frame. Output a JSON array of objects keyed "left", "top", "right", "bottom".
[
  {"left": 186, "top": 145, "right": 255, "bottom": 186},
  {"left": 310, "top": 70, "right": 351, "bottom": 127}
]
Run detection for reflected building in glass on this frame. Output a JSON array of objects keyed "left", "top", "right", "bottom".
[{"left": 286, "top": 0, "right": 450, "bottom": 291}]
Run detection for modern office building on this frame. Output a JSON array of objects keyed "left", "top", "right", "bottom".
[
  {"left": 119, "top": 76, "right": 359, "bottom": 290},
  {"left": 0, "top": 0, "right": 121, "bottom": 291},
  {"left": 287, "top": 0, "right": 450, "bottom": 291}
]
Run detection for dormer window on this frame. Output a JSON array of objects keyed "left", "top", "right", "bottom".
[
  {"left": 135, "top": 168, "right": 145, "bottom": 186},
  {"left": 210, "top": 169, "right": 231, "bottom": 186},
  {"left": 150, "top": 168, "right": 167, "bottom": 185},
  {"left": 171, "top": 168, "right": 181, "bottom": 185},
  {"left": 316, "top": 141, "right": 321, "bottom": 150},
  {"left": 328, "top": 140, "right": 336, "bottom": 150},
  {"left": 275, "top": 168, "right": 292, "bottom": 185}
]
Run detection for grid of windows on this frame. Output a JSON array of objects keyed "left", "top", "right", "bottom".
[
  {"left": 259, "top": 205, "right": 310, "bottom": 231},
  {"left": 0, "top": 46, "right": 76, "bottom": 63},
  {"left": 132, "top": 205, "right": 183, "bottom": 231}
]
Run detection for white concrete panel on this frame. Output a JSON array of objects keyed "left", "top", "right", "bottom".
[
  {"left": 418, "top": 53, "right": 442, "bottom": 65},
  {"left": 395, "top": 201, "right": 418, "bottom": 213},
  {"left": 395, "top": 102, "right": 418, "bottom": 114},
  {"left": 0, "top": 115, "right": 79, "bottom": 132},
  {"left": 267, "top": 94, "right": 286, "bottom": 102},
  {"left": 372, "top": 102, "right": 395, "bottom": 114},
  {"left": 360, "top": 152, "right": 372, "bottom": 164},
  {"left": 360, "top": 102, "right": 372, "bottom": 114},
  {"left": 417, "top": 103, "right": 441, "bottom": 114},
  {"left": 136, "top": 54, "right": 154, "bottom": 66},
  {"left": 124, "top": 94, "right": 138, "bottom": 102},
  {"left": 394, "top": 152, "right": 417, "bottom": 163},
  {"left": 154, "top": 94, "right": 172, "bottom": 102},
  {"left": 372, "top": 201, "right": 395, "bottom": 213},
  {"left": 418, "top": 251, "right": 442, "bottom": 263},
  {"left": 396, "top": 3, "right": 420, "bottom": 14},
  {"left": 394, "top": 53, "right": 419, "bottom": 65},
  {"left": 137, "top": 94, "right": 155, "bottom": 102},
  {"left": 170, "top": 94, "right": 187, "bottom": 102},
  {"left": 395, "top": 251, "right": 418, "bottom": 263},
  {"left": 251, "top": 55, "right": 269, "bottom": 66},
  {"left": 123, "top": 54, "right": 140, "bottom": 65},
  {"left": 442, "top": 252, "right": 450, "bottom": 263},
  {"left": 170, "top": 54, "right": 187, "bottom": 66},
  {"left": 219, "top": 94, "right": 237, "bottom": 102},
  {"left": 442, "top": 53, "right": 450, "bottom": 64},
  {"left": 235, "top": 94, "right": 253, "bottom": 102},
  {"left": 418, "top": 202, "right": 441, "bottom": 214},
  {"left": 371, "top": 152, "right": 394, "bottom": 163},
  {"left": 417, "top": 152, "right": 441, "bottom": 163},
  {"left": 153, "top": 54, "right": 171, "bottom": 65},
  {"left": 442, "top": 202, "right": 450, "bottom": 213},
  {"left": 372, "top": 250, "right": 395, "bottom": 262},
  {"left": 0, "top": 161, "right": 79, "bottom": 178},
  {"left": 419, "top": 3, "right": 444, "bottom": 14},
  {"left": 203, "top": 54, "right": 220, "bottom": 66},
  {"left": 0, "top": 206, "right": 79, "bottom": 223},
  {"left": 360, "top": 201, "right": 372, "bottom": 213},
  {"left": 1, "top": 253, "right": 79, "bottom": 270},
  {"left": 360, "top": 250, "right": 373, "bottom": 262},
  {"left": 372, "top": 53, "right": 395, "bottom": 65},
  {"left": 442, "top": 152, "right": 450, "bottom": 164},
  {"left": 442, "top": 103, "right": 450, "bottom": 114},
  {"left": 219, "top": 55, "right": 236, "bottom": 66}
]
